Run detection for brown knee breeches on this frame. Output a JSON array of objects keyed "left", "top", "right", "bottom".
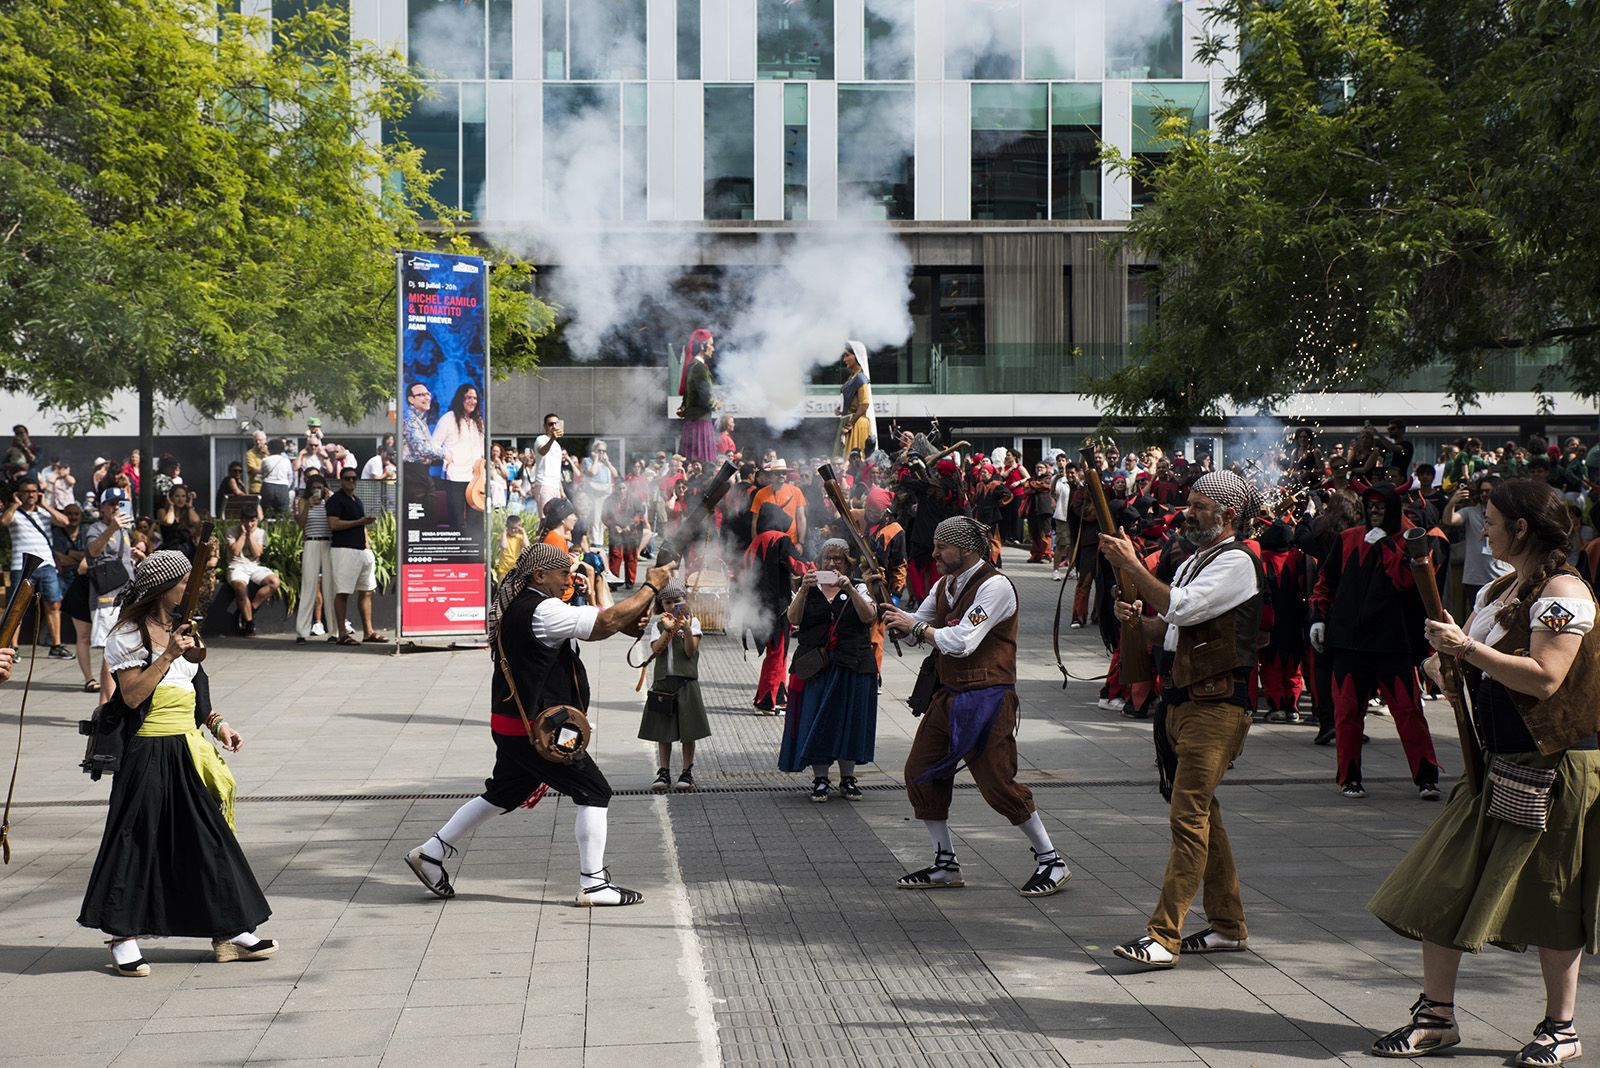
[{"left": 904, "top": 688, "right": 1035, "bottom": 825}]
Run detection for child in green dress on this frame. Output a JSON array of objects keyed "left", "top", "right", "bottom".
[{"left": 639, "top": 584, "right": 711, "bottom": 791}]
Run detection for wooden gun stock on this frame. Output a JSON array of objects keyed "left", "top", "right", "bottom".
[
  {"left": 173, "top": 521, "right": 215, "bottom": 663},
  {"left": 1403, "top": 528, "right": 1483, "bottom": 791},
  {"left": 656, "top": 461, "right": 738, "bottom": 569},
  {"left": 0, "top": 555, "right": 42, "bottom": 648},
  {"left": 1080, "top": 448, "right": 1152, "bottom": 684},
  {"left": 817, "top": 465, "right": 901, "bottom": 657}
]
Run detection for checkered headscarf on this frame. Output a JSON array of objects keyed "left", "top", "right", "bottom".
[
  {"left": 1191, "top": 471, "right": 1259, "bottom": 528},
  {"left": 118, "top": 549, "right": 190, "bottom": 607},
  {"left": 488, "top": 541, "right": 573, "bottom": 645},
  {"left": 933, "top": 515, "right": 989, "bottom": 553}
]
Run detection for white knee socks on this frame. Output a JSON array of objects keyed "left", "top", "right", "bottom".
[
  {"left": 1019, "top": 812, "right": 1055, "bottom": 857},
  {"left": 436, "top": 795, "right": 505, "bottom": 849},
  {"left": 110, "top": 938, "right": 142, "bottom": 965},
  {"left": 575, "top": 805, "right": 627, "bottom": 904},
  {"left": 925, "top": 819, "right": 953, "bottom": 854}
]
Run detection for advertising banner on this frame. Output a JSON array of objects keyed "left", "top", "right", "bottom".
[{"left": 397, "top": 250, "right": 489, "bottom": 637}]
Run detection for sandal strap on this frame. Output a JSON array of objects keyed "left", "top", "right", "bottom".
[
  {"left": 932, "top": 848, "right": 960, "bottom": 871},
  {"left": 428, "top": 834, "right": 459, "bottom": 859}
]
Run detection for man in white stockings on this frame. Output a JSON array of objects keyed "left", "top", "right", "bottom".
[
  {"left": 882, "top": 515, "right": 1072, "bottom": 897},
  {"left": 406, "top": 542, "right": 674, "bottom": 907}
]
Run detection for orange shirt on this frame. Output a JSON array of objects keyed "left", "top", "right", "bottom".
[
  {"left": 542, "top": 529, "right": 575, "bottom": 601},
  {"left": 750, "top": 482, "right": 805, "bottom": 539}
]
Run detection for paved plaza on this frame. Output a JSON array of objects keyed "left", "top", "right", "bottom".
[{"left": 0, "top": 550, "right": 1587, "bottom": 1067}]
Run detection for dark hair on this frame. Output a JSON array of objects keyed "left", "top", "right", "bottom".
[
  {"left": 1489, "top": 479, "right": 1574, "bottom": 630},
  {"left": 269, "top": 438, "right": 285, "bottom": 455},
  {"left": 158, "top": 454, "right": 180, "bottom": 476},
  {"left": 448, "top": 383, "right": 484, "bottom": 433},
  {"left": 543, "top": 412, "right": 559, "bottom": 424}
]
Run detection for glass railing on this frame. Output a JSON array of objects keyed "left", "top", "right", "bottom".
[{"left": 811, "top": 343, "right": 1574, "bottom": 396}]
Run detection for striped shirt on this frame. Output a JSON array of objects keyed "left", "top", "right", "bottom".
[{"left": 303, "top": 501, "right": 331, "bottom": 539}]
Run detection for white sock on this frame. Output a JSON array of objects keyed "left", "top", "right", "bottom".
[
  {"left": 1019, "top": 813, "right": 1058, "bottom": 860},
  {"left": 575, "top": 805, "right": 608, "bottom": 889},
  {"left": 925, "top": 819, "right": 953, "bottom": 854},
  {"left": 838, "top": 761, "right": 856, "bottom": 778},
  {"left": 435, "top": 795, "right": 504, "bottom": 850},
  {"left": 110, "top": 938, "right": 142, "bottom": 965},
  {"left": 227, "top": 930, "right": 258, "bottom": 947}
]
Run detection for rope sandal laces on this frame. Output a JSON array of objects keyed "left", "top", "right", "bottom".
[
  {"left": 404, "top": 835, "right": 458, "bottom": 899},
  {"left": 1370, "top": 994, "right": 1461, "bottom": 1058},
  {"left": 896, "top": 848, "right": 963, "bottom": 889},
  {"left": 1019, "top": 848, "right": 1070, "bottom": 897},
  {"left": 577, "top": 867, "right": 644, "bottom": 907},
  {"left": 1516, "top": 1018, "right": 1581, "bottom": 1067}
]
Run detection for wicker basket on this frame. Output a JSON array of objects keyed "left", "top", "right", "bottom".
[{"left": 686, "top": 569, "right": 729, "bottom": 633}]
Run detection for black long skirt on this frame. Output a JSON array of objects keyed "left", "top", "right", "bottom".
[{"left": 77, "top": 734, "right": 271, "bottom": 939}]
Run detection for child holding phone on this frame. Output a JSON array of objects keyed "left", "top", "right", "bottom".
[{"left": 639, "top": 583, "right": 710, "bottom": 791}]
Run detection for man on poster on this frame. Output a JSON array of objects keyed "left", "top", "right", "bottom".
[{"left": 402, "top": 381, "right": 443, "bottom": 511}]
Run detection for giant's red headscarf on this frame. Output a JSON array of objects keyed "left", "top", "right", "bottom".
[{"left": 678, "top": 329, "right": 715, "bottom": 396}]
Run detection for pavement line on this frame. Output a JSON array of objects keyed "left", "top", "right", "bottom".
[{"left": 653, "top": 794, "right": 722, "bottom": 1067}]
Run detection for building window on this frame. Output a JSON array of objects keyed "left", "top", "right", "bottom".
[
  {"left": 545, "top": 84, "right": 621, "bottom": 221},
  {"left": 945, "top": 0, "right": 1021, "bottom": 80},
  {"left": 570, "top": 0, "right": 647, "bottom": 80},
  {"left": 1131, "top": 81, "right": 1207, "bottom": 210},
  {"left": 704, "top": 85, "right": 754, "bottom": 220},
  {"left": 273, "top": 0, "right": 349, "bottom": 55},
  {"left": 408, "top": 0, "right": 483, "bottom": 79},
  {"left": 1050, "top": 82, "right": 1100, "bottom": 220},
  {"left": 971, "top": 83, "right": 1047, "bottom": 221},
  {"left": 541, "top": 0, "right": 566, "bottom": 78},
  {"left": 784, "top": 84, "right": 808, "bottom": 220},
  {"left": 678, "top": 0, "right": 700, "bottom": 79},
  {"left": 839, "top": 85, "right": 914, "bottom": 220},
  {"left": 385, "top": 84, "right": 462, "bottom": 211},
  {"left": 864, "top": 0, "right": 913, "bottom": 80},
  {"left": 917, "top": 268, "right": 986, "bottom": 354},
  {"left": 1022, "top": 0, "right": 1073, "bottom": 79},
  {"left": 1127, "top": 266, "right": 1157, "bottom": 344},
  {"left": 488, "top": 0, "right": 513, "bottom": 77},
  {"left": 461, "top": 82, "right": 486, "bottom": 215},
  {"left": 757, "top": 0, "right": 833, "bottom": 80},
  {"left": 623, "top": 83, "right": 648, "bottom": 221},
  {"left": 1106, "top": 0, "right": 1184, "bottom": 79}
]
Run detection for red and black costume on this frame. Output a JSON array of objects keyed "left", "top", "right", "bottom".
[
  {"left": 746, "top": 502, "right": 806, "bottom": 712},
  {"left": 1308, "top": 483, "right": 1439, "bottom": 791},
  {"left": 1256, "top": 520, "right": 1305, "bottom": 718},
  {"left": 901, "top": 463, "right": 963, "bottom": 603}
]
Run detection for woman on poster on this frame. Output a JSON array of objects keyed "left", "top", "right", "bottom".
[{"left": 432, "top": 382, "right": 486, "bottom": 529}]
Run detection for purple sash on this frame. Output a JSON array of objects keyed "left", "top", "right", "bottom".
[{"left": 912, "top": 684, "right": 1012, "bottom": 784}]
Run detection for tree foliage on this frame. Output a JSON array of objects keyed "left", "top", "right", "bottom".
[
  {"left": 1098, "top": 0, "right": 1600, "bottom": 432},
  {"left": 0, "top": 0, "right": 553, "bottom": 434}
]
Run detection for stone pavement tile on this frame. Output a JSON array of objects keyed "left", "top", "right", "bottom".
[
  {"left": 5, "top": 1020, "right": 143, "bottom": 1060},
  {"left": 152, "top": 981, "right": 297, "bottom": 1019},
  {"left": 111, "top": 1028, "right": 266, "bottom": 1065},
  {"left": 1044, "top": 1031, "right": 1202, "bottom": 1065},
  {"left": 515, "top": 1047, "right": 585, "bottom": 1068},
  {"left": 392, "top": 1002, "right": 524, "bottom": 1037},
  {"left": 414, "top": 949, "right": 533, "bottom": 981},
  {"left": 584, "top": 993, "right": 702, "bottom": 1045},
  {"left": 250, "top": 1007, "right": 403, "bottom": 1061},
  {"left": 377, "top": 1033, "right": 522, "bottom": 1067},
  {"left": 404, "top": 974, "right": 529, "bottom": 1006},
  {"left": 519, "top": 1009, "right": 588, "bottom": 1051},
  {"left": 242, "top": 1058, "right": 382, "bottom": 1068},
  {"left": 580, "top": 1042, "right": 705, "bottom": 1067}
]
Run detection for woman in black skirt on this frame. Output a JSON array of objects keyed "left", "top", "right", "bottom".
[{"left": 78, "top": 549, "right": 276, "bottom": 977}]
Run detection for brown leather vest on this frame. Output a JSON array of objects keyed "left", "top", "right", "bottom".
[
  {"left": 931, "top": 562, "right": 1018, "bottom": 691},
  {"left": 1170, "top": 541, "right": 1266, "bottom": 689},
  {"left": 1467, "top": 569, "right": 1600, "bottom": 756}
]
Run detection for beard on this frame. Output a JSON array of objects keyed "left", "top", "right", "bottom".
[{"left": 1183, "top": 517, "right": 1225, "bottom": 545}]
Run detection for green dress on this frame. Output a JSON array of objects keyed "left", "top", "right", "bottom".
[{"left": 637, "top": 625, "right": 711, "bottom": 744}]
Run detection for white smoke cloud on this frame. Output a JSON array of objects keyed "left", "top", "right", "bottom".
[{"left": 407, "top": 0, "right": 486, "bottom": 80}]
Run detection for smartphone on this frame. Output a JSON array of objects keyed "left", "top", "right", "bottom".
[
  {"left": 812, "top": 570, "right": 838, "bottom": 584},
  {"left": 118, "top": 498, "right": 134, "bottom": 519},
  {"left": 674, "top": 603, "right": 690, "bottom": 619}
]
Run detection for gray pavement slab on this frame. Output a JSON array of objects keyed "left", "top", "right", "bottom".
[{"left": 0, "top": 545, "right": 1589, "bottom": 1065}]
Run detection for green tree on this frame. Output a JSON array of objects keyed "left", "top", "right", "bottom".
[
  {"left": 1097, "top": 0, "right": 1600, "bottom": 433},
  {"left": 0, "top": 0, "right": 554, "bottom": 511}
]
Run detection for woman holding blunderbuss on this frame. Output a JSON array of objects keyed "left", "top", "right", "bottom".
[
  {"left": 1368, "top": 479, "right": 1600, "bottom": 1066},
  {"left": 78, "top": 550, "right": 276, "bottom": 979}
]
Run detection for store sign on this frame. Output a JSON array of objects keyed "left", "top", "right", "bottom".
[{"left": 396, "top": 251, "right": 489, "bottom": 637}]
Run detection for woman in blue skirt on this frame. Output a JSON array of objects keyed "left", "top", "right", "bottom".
[{"left": 778, "top": 539, "right": 880, "bottom": 802}]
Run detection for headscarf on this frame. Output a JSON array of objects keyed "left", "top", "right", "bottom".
[
  {"left": 118, "top": 549, "right": 191, "bottom": 607},
  {"left": 843, "top": 340, "right": 879, "bottom": 446},
  {"left": 678, "top": 328, "right": 714, "bottom": 396},
  {"left": 933, "top": 515, "right": 989, "bottom": 554},
  {"left": 1190, "top": 471, "right": 1260, "bottom": 530},
  {"left": 488, "top": 541, "right": 573, "bottom": 645},
  {"left": 865, "top": 486, "right": 893, "bottom": 511}
]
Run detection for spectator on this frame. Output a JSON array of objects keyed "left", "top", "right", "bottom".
[
  {"left": 156, "top": 485, "right": 202, "bottom": 557},
  {"left": 245, "top": 430, "right": 269, "bottom": 494},
  {"left": 152, "top": 454, "right": 181, "bottom": 500},
  {"left": 293, "top": 472, "right": 338, "bottom": 643},
  {"left": 4, "top": 425, "right": 37, "bottom": 474},
  {"left": 582, "top": 440, "right": 618, "bottom": 519},
  {"left": 1442, "top": 476, "right": 1513, "bottom": 617},
  {"left": 325, "top": 467, "right": 385, "bottom": 644},
  {"left": 44, "top": 459, "right": 76, "bottom": 511},
  {"left": 217, "top": 461, "right": 249, "bottom": 518},
  {"left": 430, "top": 382, "right": 485, "bottom": 529},
  {"left": 84, "top": 490, "right": 140, "bottom": 699},
  {"left": 494, "top": 513, "right": 527, "bottom": 585},
  {"left": 121, "top": 449, "right": 141, "bottom": 493},
  {"left": 604, "top": 482, "right": 648, "bottom": 589},
  {"left": 360, "top": 445, "right": 391, "bottom": 482},
  {"left": 530, "top": 413, "right": 566, "bottom": 511},
  {"left": 2, "top": 476, "right": 71, "bottom": 657},
  {"left": 259, "top": 438, "right": 294, "bottom": 515},
  {"left": 489, "top": 442, "right": 510, "bottom": 510},
  {"left": 225, "top": 513, "right": 279, "bottom": 637},
  {"left": 715, "top": 414, "right": 737, "bottom": 458},
  {"left": 748, "top": 461, "right": 806, "bottom": 545},
  {"left": 296, "top": 433, "right": 326, "bottom": 490}
]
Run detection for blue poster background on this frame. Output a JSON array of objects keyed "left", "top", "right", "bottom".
[{"left": 397, "top": 250, "right": 489, "bottom": 636}]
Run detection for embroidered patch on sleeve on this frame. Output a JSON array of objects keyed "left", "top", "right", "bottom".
[
  {"left": 967, "top": 605, "right": 988, "bottom": 626},
  {"left": 1539, "top": 602, "right": 1576, "bottom": 633}
]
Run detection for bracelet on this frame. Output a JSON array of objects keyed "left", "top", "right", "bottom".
[
  {"left": 1459, "top": 637, "right": 1475, "bottom": 660},
  {"left": 641, "top": 582, "right": 660, "bottom": 598},
  {"left": 211, "top": 720, "right": 230, "bottom": 740},
  {"left": 911, "top": 621, "right": 928, "bottom": 644}
]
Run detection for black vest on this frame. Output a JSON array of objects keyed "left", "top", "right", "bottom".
[
  {"left": 793, "top": 585, "right": 876, "bottom": 674},
  {"left": 491, "top": 588, "right": 591, "bottom": 734}
]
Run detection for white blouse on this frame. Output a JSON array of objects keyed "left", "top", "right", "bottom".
[
  {"left": 1466, "top": 582, "right": 1597, "bottom": 649},
  {"left": 104, "top": 622, "right": 199, "bottom": 691}
]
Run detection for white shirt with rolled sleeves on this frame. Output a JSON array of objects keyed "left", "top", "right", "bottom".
[
  {"left": 1158, "top": 537, "right": 1260, "bottom": 653},
  {"left": 530, "top": 596, "right": 599, "bottom": 650},
  {"left": 909, "top": 559, "right": 1018, "bottom": 657}
]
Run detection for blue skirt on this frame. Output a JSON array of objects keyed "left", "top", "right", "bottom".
[{"left": 778, "top": 665, "right": 877, "bottom": 773}]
